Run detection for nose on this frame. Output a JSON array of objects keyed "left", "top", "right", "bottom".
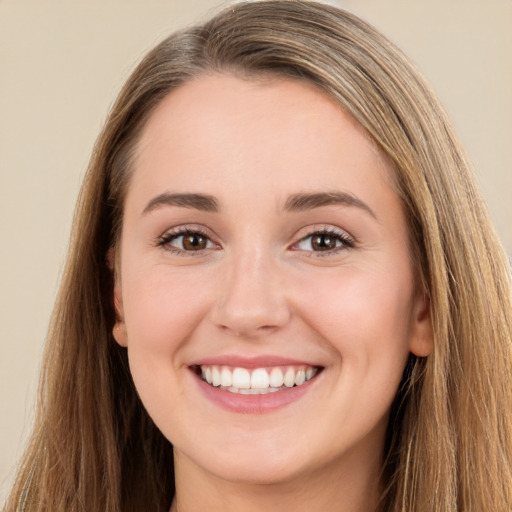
[{"left": 210, "top": 249, "right": 291, "bottom": 338}]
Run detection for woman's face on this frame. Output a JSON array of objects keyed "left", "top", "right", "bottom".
[{"left": 113, "top": 74, "right": 432, "bottom": 485}]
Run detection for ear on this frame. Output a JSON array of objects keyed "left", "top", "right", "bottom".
[
  {"left": 108, "top": 248, "right": 128, "bottom": 348},
  {"left": 408, "top": 291, "right": 433, "bottom": 357},
  {"left": 112, "top": 288, "right": 128, "bottom": 347}
]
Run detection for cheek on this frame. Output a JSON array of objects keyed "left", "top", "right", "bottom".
[
  {"left": 120, "top": 264, "right": 220, "bottom": 435},
  {"left": 121, "top": 263, "right": 215, "bottom": 366},
  {"left": 294, "top": 263, "right": 414, "bottom": 374}
]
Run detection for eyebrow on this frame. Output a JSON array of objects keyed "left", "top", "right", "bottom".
[
  {"left": 142, "top": 192, "right": 219, "bottom": 215},
  {"left": 284, "top": 191, "right": 377, "bottom": 219},
  {"left": 142, "top": 190, "right": 376, "bottom": 219}
]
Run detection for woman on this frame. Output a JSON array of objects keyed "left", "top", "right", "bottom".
[{"left": 5, "top": 1, "right": 512, "bottom": 511}]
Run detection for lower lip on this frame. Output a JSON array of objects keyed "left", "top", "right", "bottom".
[{"left": 192, "top": 370, "right": 320, "bottom": 414}]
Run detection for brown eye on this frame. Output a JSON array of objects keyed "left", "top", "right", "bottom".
[
  {"left": 311, "top": 234, "right": 338, "bottom": 251},
  {"left": 182, "top": 233, "right": 208, "bottom": 250},
  {"left": 294, "top": 229, "right": 354, "bottom": 254},
  {"left": 159, "top": 229, "right": 215, "bottom": 253}
]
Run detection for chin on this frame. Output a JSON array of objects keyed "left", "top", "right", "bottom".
[
  {"left": 208, "top": 459, "right": 308, "bottom": 486},
  {"left": 181, "top": 439, "right": 315, "bottom": 486}
]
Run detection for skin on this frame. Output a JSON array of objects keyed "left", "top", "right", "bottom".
[{"left": 112, "top": 73, "right": 433, "bottom": 512}]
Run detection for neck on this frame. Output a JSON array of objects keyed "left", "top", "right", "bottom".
[{"left": 170, "top": 447, "right": 383, "bottom": 512}]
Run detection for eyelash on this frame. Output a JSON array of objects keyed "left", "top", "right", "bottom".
[
  {"left": 157, "top": 226, "right": 355, "bottom": 256},
  {"left": 293, "top": 227, "right": 355, "bottom": 256},
  {"left": 157, "top": 226, "right": 216, "bottom": 256}
]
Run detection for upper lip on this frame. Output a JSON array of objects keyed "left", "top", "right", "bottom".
[{"left": 191, "top": 354, "right": 321, "bottom": 369}]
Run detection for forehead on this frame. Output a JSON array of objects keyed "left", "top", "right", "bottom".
[{"left": 129, "top": 72, "right": 396, "bottom": 211}]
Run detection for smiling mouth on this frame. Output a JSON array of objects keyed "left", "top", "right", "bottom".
[{"left": 192, "top": 364, "right": 320, "bottom": 395}]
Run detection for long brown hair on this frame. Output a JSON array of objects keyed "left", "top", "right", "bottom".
[{"left": 5, "top": 2, "right": 512, "bottom": 511}]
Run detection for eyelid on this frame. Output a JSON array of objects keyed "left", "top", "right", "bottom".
[
  {"left": 290, "top": 225, "right": 355, "bottom": 255},
  {"left": 155, "top": 223, "right": 355, "bottom": 256},
  {"left": 157, "top": 224, "right": 221, "bottom": 254}
]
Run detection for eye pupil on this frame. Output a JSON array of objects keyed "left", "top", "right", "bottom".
[
  {"left": 312, "top": 234, "right": 337, "bottom": 251},
  {"left": 183, "top": 234, "right": 207, "bottom": 250}
]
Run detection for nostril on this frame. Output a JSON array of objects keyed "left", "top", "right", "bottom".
[
  {"left": 210, "top": 269, "right": 291, "bottom": 336},
  {"left": 217, "top": 323, "right": 279, "bottom": 338}
]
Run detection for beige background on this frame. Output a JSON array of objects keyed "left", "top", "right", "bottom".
[{"left": 1, "top": 0, "right": 511, "bottom": 502}]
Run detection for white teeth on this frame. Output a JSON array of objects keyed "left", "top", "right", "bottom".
[
  {"left": 269, "top": 367, "right": 284, "bottom": 388},
  {"left": 251, "top": 368, "right": 270, "bottom": 389},
  {"left": 226, "top": 386, "right": 282, "bottom": 394},
  {"left": 232, "top": 367, "right": 251, "bottom": 389},
  {"left": 199, "top": 364, "right": 319, "bottom": 393},
  {"left": 294, "top": 368, "right": 306, "bottom": 386},
  {"left": 220, "top": 367, "right": 232, "bottom": 387},
  {"left": 283, "top": 367, "right": 295, "bottom": 387},
  {"left": 212, "top": 366, "right": 221, "bottom": 387}
]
